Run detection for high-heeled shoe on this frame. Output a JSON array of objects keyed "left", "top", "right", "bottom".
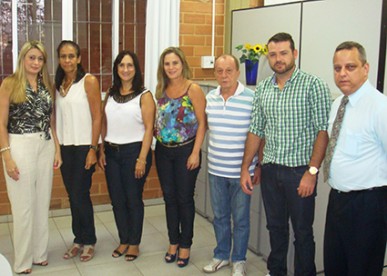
[
  {"left": 164, "top": 245, "right": 179, "bottom": 263},
  {"left": 165, "top": 251, "right": 177, "bottom": 263},
  {"left": 177, "top": 248, "right": 190, "bottom": 268},
  {"left": 177, "top": 256, "right": 190, "bottom": 268}
]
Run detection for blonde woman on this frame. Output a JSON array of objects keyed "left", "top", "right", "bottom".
[
  {"left": 0, "top": 40, "right": 62, "bottom": 274},
  {"left": 154, "top": 47, "right": 206, "bottom": 268}
]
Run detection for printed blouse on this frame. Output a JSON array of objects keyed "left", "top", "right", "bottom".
[
  {"left": 8, "top": 79, "right": 52, "bottom": 140},
  {"left": 155, "top": 86, "right": 198, "bottom": 144}
]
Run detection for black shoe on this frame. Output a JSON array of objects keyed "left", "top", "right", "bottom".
[
  {"left": 125, "top": 254, "right": 138, "bottom": 262},
  {"left": 177, "top": 257, "right": 190, "bottom": 268},
  {"left": 165, "top": 251, "right": 177, "bottom": 263}
]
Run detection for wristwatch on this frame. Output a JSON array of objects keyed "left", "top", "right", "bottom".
[
  {"left": 308, "top": 166, "right": 319, "bottom": 175},
  {"left": 89, "top": 145, "right": 98, "bottom": 151}
]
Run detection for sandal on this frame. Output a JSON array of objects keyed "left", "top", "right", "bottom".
[
  {"left": 112, "top": 244, "right": 129, "bottom": 258},
  {"left": 125, "top": 245, "right": 139, "bottom": 262},
  {"left": 80, "top": 245, "right": 95, "bottom": 262},
  {"left": 165, "top": 244, "right": 179, "bottom": 263},
  {"left": 177, "top": 248, "right": 190, "bottom": 268},
  {"left": 17, "top": 268, "right": 32, "bottom": 274},
  {"left": 63, "top": 243, "right": 82, "bottom": 259},
  {"left": 33, "top": 260, "right": 48, "bottom": 266}
]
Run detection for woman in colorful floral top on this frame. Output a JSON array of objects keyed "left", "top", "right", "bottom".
[
  {"left": 155, "top": 47, "right": 206, "bottom": 268},
  {"left": 0, "top": 41, "right": 62, "bottom": 274}
]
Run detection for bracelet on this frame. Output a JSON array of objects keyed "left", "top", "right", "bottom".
[
  {"left": 0, "top": 146, "right": 10, "bottom": 153},
  {"left": 136, "top": 158, "right": 147, "bottom": 165}
]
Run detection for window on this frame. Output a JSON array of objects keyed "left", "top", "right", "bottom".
[{"left": 0, "top": 0, "right": 146, "bottom": 91}]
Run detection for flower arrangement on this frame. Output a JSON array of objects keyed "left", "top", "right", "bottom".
[{"left": 235, "top": 43, "right": 268, "bottom": 64}]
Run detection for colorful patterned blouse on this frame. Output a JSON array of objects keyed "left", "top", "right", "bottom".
[
  {"left": 8, "top": 79, "right": 53, "bottom": 140},
  {"left": 155, "top": 89, "right": 198, "bottom": 144}
]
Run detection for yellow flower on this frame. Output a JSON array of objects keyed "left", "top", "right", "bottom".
[
  {"left": 253, "top": 44, "right": 262, "bottom": 53},
  {"left": 263, "top": 45, "right": 268, "bottom": 55},
  {"left": 244, "top": 43, "right": 252, "bottom": 50},
  {"left": 236, "top": 42, "right": 267, "bottom": 64}
]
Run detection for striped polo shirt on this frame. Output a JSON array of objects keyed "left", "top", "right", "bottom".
[{"left": 206, "top": 81, "right": 257, "bottom": 178}]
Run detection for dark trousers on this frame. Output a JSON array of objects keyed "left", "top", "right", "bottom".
[
  {"left": 261, "top": 163, "right": 316, "bottom": 276},
  {"left": 155, "top": 141, "right": 200, "bottom": 249},
  {"left": 104, "top": 142, "right": 151, "bottom": 245},
  {"left": 324, "top": 187, "right": 387, "bottom": 276},
  {"left": 60, "top": 145, "right": 97, "bottom": 245}
]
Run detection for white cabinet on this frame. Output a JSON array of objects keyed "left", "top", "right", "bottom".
[
  {"left": 248, "top": 186, "right": 262, "bottom": 253},
  {"left": 195, "top": 84, "right": 215, "bottom": 219}
]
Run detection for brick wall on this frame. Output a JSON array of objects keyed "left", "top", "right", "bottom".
[{"left": 180, "top": 0, "right": 225, "bottom": 80}]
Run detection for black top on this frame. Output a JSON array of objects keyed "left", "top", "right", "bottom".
[{"left": 8, "top": 79, "right": 53, "bottom": 140}]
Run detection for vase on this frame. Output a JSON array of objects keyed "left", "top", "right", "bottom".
[{"left": 245, "top": 59, "right": 259, "bottom": 86}]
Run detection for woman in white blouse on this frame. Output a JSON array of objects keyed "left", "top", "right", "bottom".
[
  {"left": 98, "top": 50, "right": 155, "bottom": 261},
  {"left": 55, "top": 40, "right": 102, "bottom": 263}
]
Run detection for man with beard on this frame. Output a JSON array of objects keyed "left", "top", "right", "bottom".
[{"left": 240, "top": 32, "right": 331, "bottom": 276}]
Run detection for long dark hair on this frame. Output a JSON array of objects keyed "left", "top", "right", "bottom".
[
  {"left": 55, "top": 40, "right": 86, "bottom": 90},
  {"left": 109, "top": 50, "right": 144, "bottom": 97}
]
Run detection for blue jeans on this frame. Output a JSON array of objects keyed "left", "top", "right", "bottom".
[
  {"left": 261, "top": 163, "right": 316, "bottom": 276},
  {"left": 104, "top": 142, "right": 152, "bottom": 245},
  {"left": 60, "top": 145, "right": 97, "bottom": 245},
  {"left": 155, "top": 141, "right": 201, "bottom": 248},
  {"left": 209, "top": 174, "right": 251, "bottom": 262}
]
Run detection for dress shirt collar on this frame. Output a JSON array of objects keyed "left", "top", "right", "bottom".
[{"left": 347, "top": 79, "right": 370, "bottom": 107}]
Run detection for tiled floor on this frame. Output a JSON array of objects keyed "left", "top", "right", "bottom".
[{"left": 0, "top": 202, "right": 270, "bottom": 275}]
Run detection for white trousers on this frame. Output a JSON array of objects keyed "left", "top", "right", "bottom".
[{"left": 3, "top": 132, "right": 54, "bottom": 273}]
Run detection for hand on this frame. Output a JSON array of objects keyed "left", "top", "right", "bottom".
[
  {"left": 186, "top": 153, "right": 199, "bottom": 170},
  {"left": 135, "top": 161, "right": 146, "bottom": 179},
  {"left": 53, "top": 151, "right": 62, "bottom": 169},
  {"left": 252, "top": 165, "right": 261, "bottom": 185},
  {"left": 98, "top": 151, "right": 106, "bottom": 171},
  {"left": 240, "top": 168, "right": 253, "bottom": 195},
  {"left": 85, "top": 149, "right": 97, "bottom": 170},
  {"left": 297, "top": 171, "right": 316, "bottom": 197},
  {"left": 5, "top": 158, "right": 20, "bottom": 181}
]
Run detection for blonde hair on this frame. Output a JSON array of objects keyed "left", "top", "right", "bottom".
[
  {"left": 155, "top": 47, "right": 192, "bottom": 99},
  {"left": 8, "top": 40, "right": 53, "bottom": 103}
]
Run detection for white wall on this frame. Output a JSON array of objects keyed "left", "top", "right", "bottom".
[{"left": 232, "top": 0, "right": 385, "bottom": 273}]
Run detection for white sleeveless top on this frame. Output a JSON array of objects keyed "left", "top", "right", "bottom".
[
  {"left": 56, "top": 74, "right": 94, "bottom": 146},
  {"left": 104, "top": 89, "right": 149, "bottom": 144}
]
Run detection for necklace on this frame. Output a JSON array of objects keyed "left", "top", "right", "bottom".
[{"left": 59, "top": 79, "right": 74, "bottom": 97}]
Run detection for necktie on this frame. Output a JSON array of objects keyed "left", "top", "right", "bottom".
[{"left": 323, "top": 96, "right": 349, "bottom": 182}]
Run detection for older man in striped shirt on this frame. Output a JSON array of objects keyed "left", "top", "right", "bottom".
[{"left": 203, "top": 54, "right": 258, "bottom": 276}]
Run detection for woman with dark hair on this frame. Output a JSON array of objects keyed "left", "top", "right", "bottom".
[
  {"left": 0, "top": 40, "right": 61, "bottom": 274},
  {"left": 98, "top": 50, "right": 155, "bottom": 261},
  {"left": 55, "top": 40, "right": 102, "bottom": 262},
  {"left": 155, "top": 47, "right": 206, "bottom": 267}
]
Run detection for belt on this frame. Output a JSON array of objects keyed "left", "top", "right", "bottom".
[
  {"left": 332, "top": 186, "right": 387, "bottom": 194},
  {"left": 104, "top": 141, "right": 140, "bottom": 151},
  {"left": 159, "top": 137, "right": 195, "bottom": 148}
]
